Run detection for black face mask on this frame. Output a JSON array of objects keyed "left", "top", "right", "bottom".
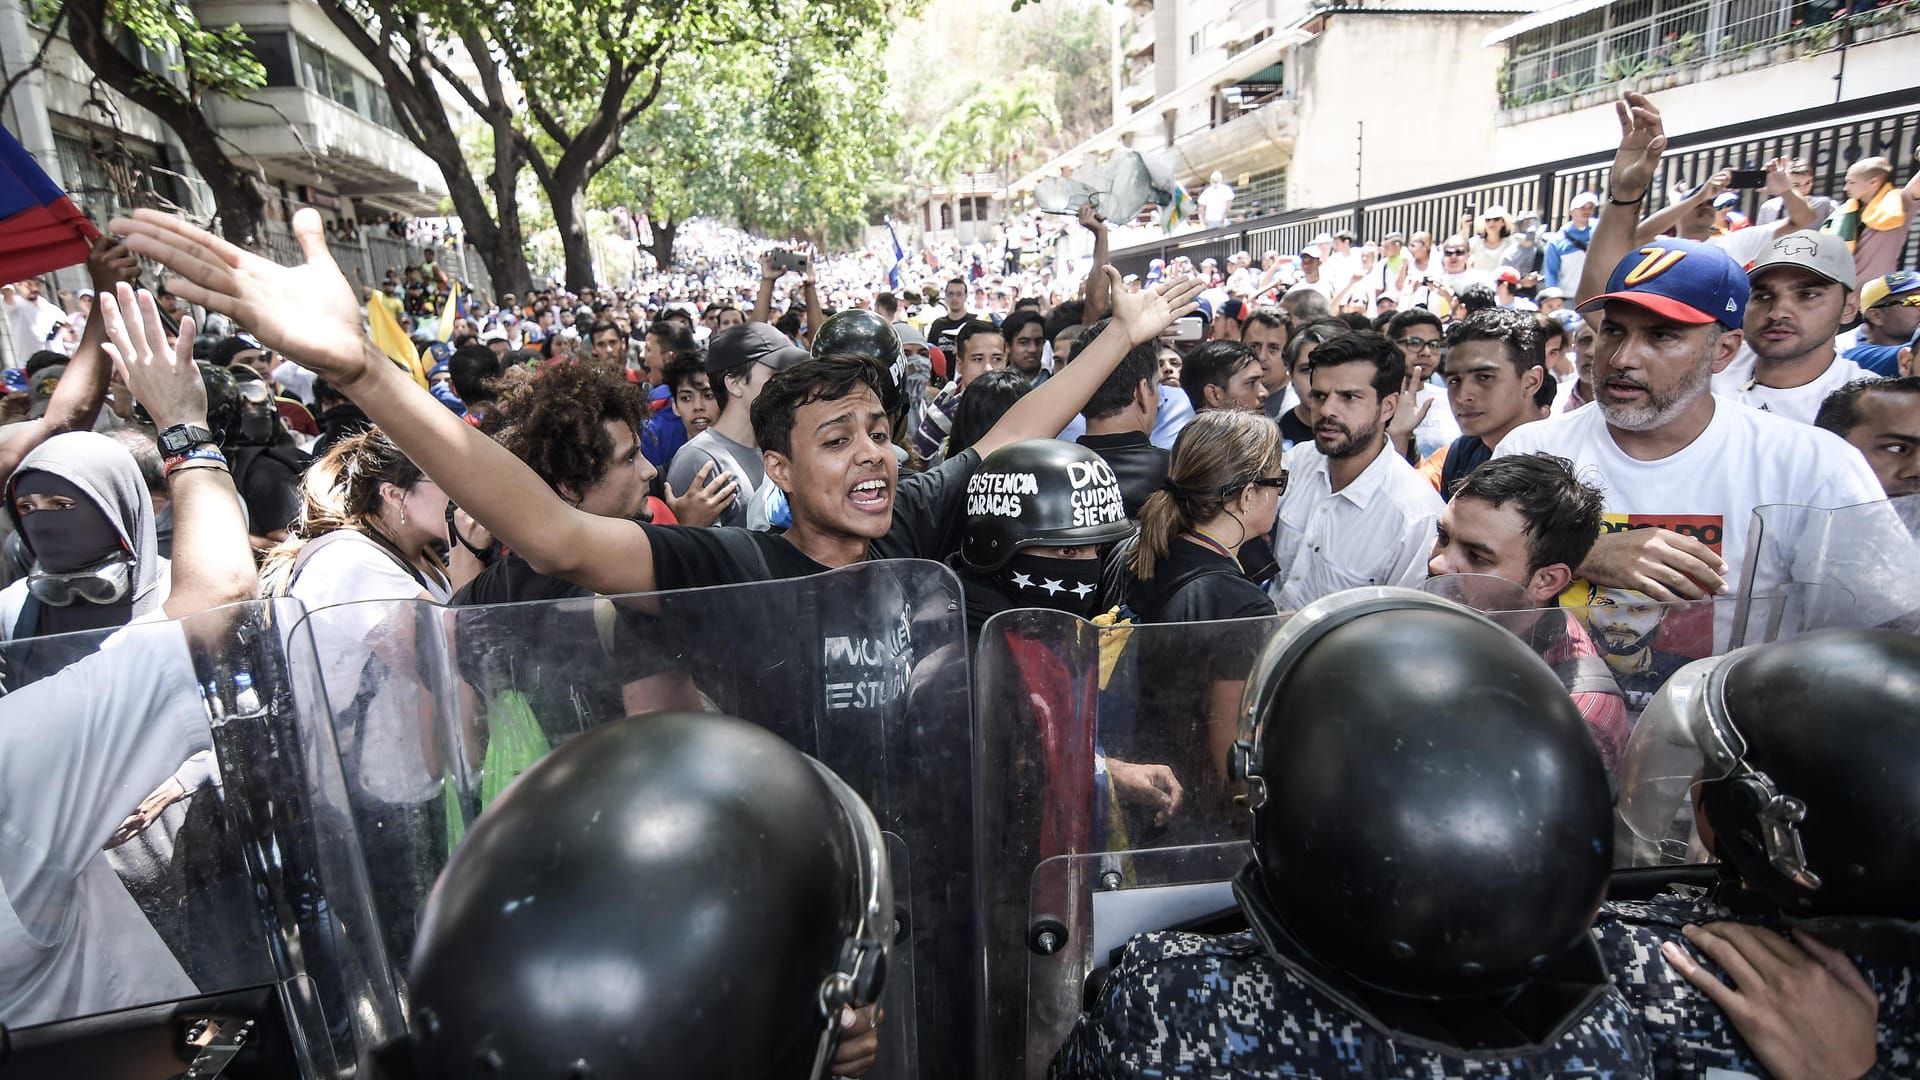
[
  {"left": 14, "top": 474, "right": 125, "bottom": 572},
  {"left": 1000, "top": 551, "right": 1105, "bottom": 620}
]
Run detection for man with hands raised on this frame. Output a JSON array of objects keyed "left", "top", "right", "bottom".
[{"left": 109, "top": 208, "right": 1206, "bottom": 594}]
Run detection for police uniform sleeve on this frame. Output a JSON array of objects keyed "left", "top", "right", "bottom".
[
  {"left": 873, "top": 447, "right": 981, "bottom": 562},
  {"left": 0, "top": 621, "right": 209, "bottom": 934}
]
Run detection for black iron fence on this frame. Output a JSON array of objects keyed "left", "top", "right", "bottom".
[{"left": 1111, "top": 88, "right": 1920, "bottom": 280}]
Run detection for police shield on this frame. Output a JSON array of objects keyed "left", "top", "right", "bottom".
[
  {"left": 0, "top": 599, "right": 395, "bottom": 1077},
  {"left": 1732, "top": 493, "right": 1920, "bottom": 645},
  {"left": 290, "top": 559, "right": 974, "bottom": 1080},
  {"left": 973, "top": 605, "right": 1286, "bottom": 1080}
]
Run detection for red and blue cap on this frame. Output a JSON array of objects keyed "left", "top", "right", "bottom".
[{"left": 1577, "top": 237, "right": 1749, "bottom": 328}]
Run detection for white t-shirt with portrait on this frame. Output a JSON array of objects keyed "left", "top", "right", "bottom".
[{"left": 1496, "top": 396, "right": 1890, "bottom": 644}]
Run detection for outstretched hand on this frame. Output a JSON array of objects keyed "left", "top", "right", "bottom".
[
  {"left": 1109, "top": 269, "right": 1205, "bottom": 346},
  {"left": 108, "top": 208, "right": 370, "bottom": 386},
  {"left": 1609, "top": 91, "right": 1667, "bottom": 202},
  {"left": 97, "top": 282, "right": 203, "bottom": 431}
]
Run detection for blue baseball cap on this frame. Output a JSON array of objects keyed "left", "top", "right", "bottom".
[{"left": 1577, "top": 237, "right": 1749, "bottom": 328}]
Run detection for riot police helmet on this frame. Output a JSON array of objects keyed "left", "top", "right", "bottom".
[
  {"left": 1620, "top": 628, "right": 1920, "bottom": 919},
  {"left": 134, "top": 361, "right": 240, "bottom": 445},
  {"left": 959, "top": 440, "right": 1135, "bottom": 573},
  {"left": 1235, "top": 588, "right": 1613, "bottom": 1038},
  {"left": 400, "top": 711, "right": 893, "bottom": 1078},
  {"left": 813, "top": 309, "right": 905, "bottom": 417}
]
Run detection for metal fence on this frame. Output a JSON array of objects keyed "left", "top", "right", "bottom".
[
  {"left": 1110, "top": 89, "right": 1920, "bottom": 280},
  {"left": 1503, "top": 0, "right": 1804, "bottom": 108},
  {"left": 256, "top": 227, "right": 495, "bottom": 304}
]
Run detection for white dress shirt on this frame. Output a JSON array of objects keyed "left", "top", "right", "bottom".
[{"left": 1269, "top": 440, "right": 1445, "bottom": 610}]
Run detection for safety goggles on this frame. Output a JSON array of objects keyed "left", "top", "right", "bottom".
[{"left": 26, "top": 554, "right": 133, "bottom": 606}]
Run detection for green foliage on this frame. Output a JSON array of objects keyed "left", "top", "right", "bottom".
[
  {"left": 62, "top": 0, "right": 266, "bottom": 100},
  {"left": 589, "top": 26, "right": 898, "bottom": 248}
]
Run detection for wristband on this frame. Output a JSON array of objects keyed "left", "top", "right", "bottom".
[
  {"left": 164, "top": 446, "right": 228, "bottom": 477},
  {"left": 1607, "top": 191, "right": 1646, "bottom": 206},
  {"left": 164, "top": 460, "right": 231, "bottom": 479}
]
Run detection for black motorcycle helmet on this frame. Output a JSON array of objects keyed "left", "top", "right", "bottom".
[
  {"left": 1695, "top": 629, "right": 1920, "bottom": 919},
  {"left": 400, "top": 712, "right": 892, "bottom": 1078},
  {"left": 814, "top": 309, "right": 905, "bottom": 419},
  {"left": 1235, "top": 588, "right": 1612, "bottom": 1039},
  {"left": 958, "top": 440, "right": 1135, "bottom": 572},
  {"left": 134, "top": 361, "right": 240, "bottom": 445}
]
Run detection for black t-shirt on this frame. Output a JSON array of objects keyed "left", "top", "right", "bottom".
[
  {"left": 925, "top": 314, "right": 971, "bottom": 357},
  {"left": 1278, "top": 407, "right": 1314, "bottom": 449},
  {"left": 641, "top": 447, "right": 982, "bottom": 591},
  {"left": 1124, "top": 538, "right": 1274, "bottom": 624}
]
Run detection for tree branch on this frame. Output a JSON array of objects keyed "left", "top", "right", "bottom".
[{"left": 0, "top": 0, "right": 68, "bottom": 115}]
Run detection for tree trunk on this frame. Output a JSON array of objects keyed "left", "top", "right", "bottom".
[
  {"left": 551, "top": 182, "right": 597, "bottom": 291},
  {"left": 647, "top": 216, "right": 678, "bottom": 270},
  {"left": 65, "top": 0, "right": 265, "bottom": 245}
]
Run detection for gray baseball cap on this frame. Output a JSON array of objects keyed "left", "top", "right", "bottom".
[{"left": 1747, "top": 230, "right": 1858, "bottom": 290}]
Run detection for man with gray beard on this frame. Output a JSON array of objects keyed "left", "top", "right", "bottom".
[{"left": 1495, "top": 93, "right": 1883, "bottom": 620}]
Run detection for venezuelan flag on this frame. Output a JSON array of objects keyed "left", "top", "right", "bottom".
[{"left": 0, "top": 124, "right": 100, "bottom": 282}]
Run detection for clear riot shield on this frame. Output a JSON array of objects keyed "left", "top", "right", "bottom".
[
  {"left": 1420, "top": 575, "right": 1752, "bottom": 873},
  {"left": 973, "top": 607, "right": 1287, "bottom": 1080},
  {"left": 290, "top": 559, "right": 974, "bottom": 1080},
  {"left": 1732, "top": 493, "right": 1920, "bottom": 646},
  {"left": 0, "top": 599, "right": 395, "bottom": 1078}
]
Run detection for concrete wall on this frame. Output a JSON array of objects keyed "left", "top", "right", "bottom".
[
  {"left": 1493, "top": 21, "right": 1920, "bottom": 169},
  {"left": 1288, "top": 11, "right": 1516, "bottom": 208}
]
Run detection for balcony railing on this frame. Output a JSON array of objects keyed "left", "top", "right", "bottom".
[{"left": 1500, "top": 0, "right": 1915, "bottom": 108}]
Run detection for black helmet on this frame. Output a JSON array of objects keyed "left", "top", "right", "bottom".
[
  {"left": 812, "top": 308, "right": 902, "bottom": 371},
  {"left": 959, "top": 440, "right": 1134, "bottom": 572},
  {"left": 400, "top": 712, "right": 892, "bottom": 1078},
  {"left": 1626, "top": 629, "right": 1920, "bottom": 919},
  {"left": 814, "top": 310, "right": 906, "bottom": 419},
  {"left": 1235, "top": 588, "right": 1613, "bottom": 1047}
]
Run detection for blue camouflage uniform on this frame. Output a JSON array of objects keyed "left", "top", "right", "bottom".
[
  {"left": 1593, "top": 892, "right": 1915, "bottom": 1079},
  {"left": 1048, "top": 930, "right": 1654, "bottom": 1078}
]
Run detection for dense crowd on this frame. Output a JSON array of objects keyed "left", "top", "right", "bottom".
[{"left": 3, "top": 89, "right": 1919, "bottom": 1079}]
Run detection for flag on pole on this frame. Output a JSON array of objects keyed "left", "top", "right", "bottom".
[
  {"left": 0, "top": 125, "right": 101, "bottom": 283},
  {"left": 884, "top": 217, "right": 907, "bottom": 291},
  {"left": 436, "top": 276, "right": 462, "bottom": 342},
  {"left": 368, "top": 289, "right": 429, "bottom": 389}
]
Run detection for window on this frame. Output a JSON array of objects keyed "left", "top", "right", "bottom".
[
  {"left": 246, "top": 30, "right": 296, "bottom": 87},
  {"left": 940, "top": 202, "right": 954, "bottom": 229},
  {"left": 1190, "top": 32, "right": 1201, "bottom": 54}
]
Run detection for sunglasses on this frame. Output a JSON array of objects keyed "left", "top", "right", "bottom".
[
  {"left": 1443, "top": 248, "right": 1469, "bottom": 256},
  {"left": 1873, "top": 294, "right": 1920, "bottom": 309},
  {"left": 1225, "top": 473, "right": 1289, "bottom": 497}
]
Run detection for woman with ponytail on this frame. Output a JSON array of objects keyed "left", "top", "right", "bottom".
[
  {"left": 261, "top": 429, "right": 482, "bottom": 604},
  {"left": 1123, "top": 409, "right": 1285, "bottom": 623}
]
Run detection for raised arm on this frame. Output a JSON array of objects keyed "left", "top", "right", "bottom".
[
  {"left": 971, "top": 269, "right": 1203, "bottom": 459},
  {"left": 93, "top": 284, "right": 256, "bottom": 618},
  {"left": 0, "top": 239, "right": 140, "bottom": 480},
  {"left": 752, "top": 252, "right": 778, "bottom": 325},
  {"left": 1578, "top": 92, "right": 1669, "bottom": 321},
  {"left": 111, "top": 208, "right": 660, "bottom": 598},
  {"left": 1079, "top": 203, "right": 1112, "bottom": 325},
  {"left": 1765, "top": 158, "right": 1821, "bottom": 231}
]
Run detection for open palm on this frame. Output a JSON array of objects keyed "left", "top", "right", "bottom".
[
  {"left": 1110, "top": 269, "right": 1206, "bottom": 345},
  {"left": 109, "top": 208, "right": 370, "bottom": 383}
]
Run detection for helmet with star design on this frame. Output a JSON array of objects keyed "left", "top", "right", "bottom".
[{"left": 955, "top": 440, "right": 1135, "bottom": 619}]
